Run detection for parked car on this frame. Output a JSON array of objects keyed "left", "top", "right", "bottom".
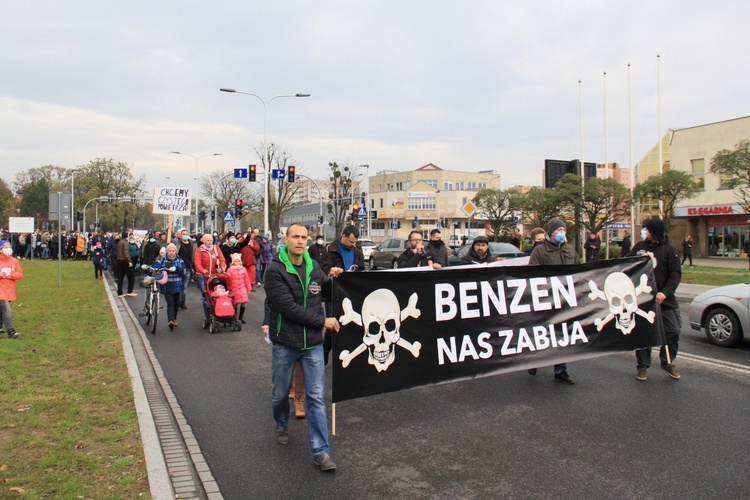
[
  {"left": 358, "top": 239, "right": 377, "bottom": 259},
  {"left": 368, "top": 238, "right": 409, "bottom": 269},
  {"left": 447, "top": 242, "right": 527, "bottom": 266},
  {"left": 688, "top": 282, "right": 750, "bottom": 347},
  {"left": 448, "top": 234, "right": 475, "bottom": 249},
  {"left": 609, "top": 237, "right": 624, "bottom": 247}
]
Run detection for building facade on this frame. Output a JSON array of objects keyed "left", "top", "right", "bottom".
[
  {"left": 368, "top": 164, "right": 502, "bottom": 241},
  {"left": 670, "top": 116, "right": 750, "bottom": 258}
]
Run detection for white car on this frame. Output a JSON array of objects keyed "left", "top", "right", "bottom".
[
  {"left": 358, "top": 239, "right": 377, "bottom": 260},
  {"left": 688, "top": 283, "right": 750, "bottom": 347}
]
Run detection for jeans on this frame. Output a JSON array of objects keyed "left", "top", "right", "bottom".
[
  {"left": 636, "top": 307, "right": 681, "bottom": 369},
  {"left": 271, "top": 343, "right": 329, "bottom": 457},
  {"left": 256, "top": 263, "right": 263, "bottom": 284},
  {"left": 196, "top": 275, "right": 209, "bottom": 319},
  {"left": 181, "top": 269, "right": 191, "bottom": 302},
  {"left": 0, "top": 300, "right": 13, "bottom": 330}
]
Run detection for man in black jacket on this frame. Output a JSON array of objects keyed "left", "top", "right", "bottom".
[
  {"left": 427, "top": 229, "right": 449, "bottom": 268},
  {"left": 628, "top": 218, "right": 682, "bottom": 381},
  {"left": 264, "top": 223, "right": 342, "bottom": 471},
  {"left": 398, "top": 230, "right": 431, "bottom": 268},
  {"left": 460, "top": 235, "right": 494, "bottom": 265}
]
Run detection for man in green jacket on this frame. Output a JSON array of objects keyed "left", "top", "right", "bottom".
[{"left": 264, "top": 223, "right": 342, "bottom": 471}]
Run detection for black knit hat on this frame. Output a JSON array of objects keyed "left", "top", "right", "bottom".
[
  {"left": 643, "top": 218, "right": 666, "bottom": 243},
  {"left": 547, "top": 218, "right": 565, "bottom": 236}
]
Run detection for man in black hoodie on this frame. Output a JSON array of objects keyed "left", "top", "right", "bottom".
[
  {"left": 628, "top": 218, "right": 681, "bottom": 381},
  {"left": 427, "top": 229, "right": 449, "bottom": 268}
]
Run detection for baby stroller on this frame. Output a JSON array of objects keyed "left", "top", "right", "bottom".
[{"left": 202, "top": 273, "right": 240, "bottom": 333}]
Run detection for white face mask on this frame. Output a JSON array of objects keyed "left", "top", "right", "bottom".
[
  {"left": 640, "top": 228, "right": 648, "bottom": 240},
  {"left": 2, "top": 248, "right": 11, "bottom": 256}
]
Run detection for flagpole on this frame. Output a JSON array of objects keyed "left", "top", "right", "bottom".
[
  {"left": 604, "top": 70, "right": 610, "bottom": 260},
  {"left": 628, "top": 63, "right": 636, "bottom": 244}
]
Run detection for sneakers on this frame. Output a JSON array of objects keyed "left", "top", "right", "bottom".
[
  {"left": 660, "top": 363, "right": 681, "bottom": 380},
  {"left": 7, "top": 329, "right": 19, "bottom": 339},
  {"left": 635, "top": 368, "right": 648, "bottom": 381},
  {"left": 118, "top": 293, "right": 125, "bottom": 297},
  {"left": 527, "top": 368, "right": 537, "bottom": 376},
  {"left": 126, "top": 292, "right": 137, "bottom": 297},
  {"left": 168, "top": 321, "right": 175, "bottom": 331},
  {"left": 554, "top": 371, "right": 575, "bottom": 385},
  {"left": 275, "top": 425, "right": 288, "bottom": 445},
  {"left": 313, "top": 453, "right": 337, "bottom": 472}
]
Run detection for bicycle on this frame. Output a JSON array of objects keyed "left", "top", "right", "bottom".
[{"left": 138, "top": 266, "right": 164, "bottom": 334}]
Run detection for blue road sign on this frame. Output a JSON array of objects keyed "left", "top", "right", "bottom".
[
  {"left": 234, "top": 168, "right": 248, "bottom": 179},
  {"left": 223, "top": 211, "right": 235, "bottom": 223},
  {"left": 272, "top": 169, "right": 286, "bottom": 180}
]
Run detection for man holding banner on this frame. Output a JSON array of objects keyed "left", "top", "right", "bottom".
[
  {"left": 265, "top": 223, "right": 342, "bottom": 472},
  {"left": 628, "top": 218, "right": 682, "bottom": 381},
  {"left": 527, "top": 218, "right": 578, "bottom": 384}
]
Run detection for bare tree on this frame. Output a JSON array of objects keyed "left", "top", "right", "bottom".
[
  {"left": 201, "top": 170, "right": 262, "bottom": 232},
  {"left": 325, "top": 161, "right": 358, "bottom": 236}
]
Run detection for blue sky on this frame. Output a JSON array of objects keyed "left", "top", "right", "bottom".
[{"left": 1, "top": 1, "right": 747, "bottom": 193}]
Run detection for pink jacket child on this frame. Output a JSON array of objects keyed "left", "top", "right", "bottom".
[
  {"left": 226, "top": 254, "right": 251, "bottom": 323},
  {"left": 0, "top": 239, "right": 23, "bottom": 338}
]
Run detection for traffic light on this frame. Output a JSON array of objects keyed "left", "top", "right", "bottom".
[
  {"left": 76, "top": 211, "right": 83, "bottom": 221},
  {"left": 412, "top": 219, "right": 417, "bottom": 229},
  {"left": 318, "top": 215, "right": 324, "bottom": 224},
  {"left": 397, "top": 220, "right": 402, "bottom": 229},
  {"left": 199, "top": 210, "right": 206, "bottom": 221},
  {"left": 248, "top": 164, "right": 257, "bottom": 182},
  {"left": 351, "top": 202, "right": 359, "bottom": 221},
  {"left": 287, "top": 165, "right": 296, "bottom": 182},
  {"left": 235, "top": 199, "right": 244, "bottom": 217}
]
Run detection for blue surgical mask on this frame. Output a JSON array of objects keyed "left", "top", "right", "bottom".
[
  {"left": 150, "top": 238, "right": 156, "bottom": 243},
  {"left": 229, "top": 237, "right": 237, "bottom": 245},
  {"left": 554, "top": 232, "right": 566, "bottom": 244}
]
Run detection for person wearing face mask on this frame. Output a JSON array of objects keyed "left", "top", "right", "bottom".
[
  {"left": 220, "top": 230, "right": 253, "bottom": 265},
  {"left": 175, "top": 228, "right": 195, "bottom": 308},
  {"left": 195, "top": 233, "right": 227, "bottom": 326},
  {"left": 0, "top": 239, "right": 23, "bottom": 338},
  {"left": 427, "top": 229, "right": 449, "bottom": 268},
  {"left": 627, "top": 218, "right": 681, "bottom": 381},
  {"left": 528, "top": 218, "right": 579, "bottom": 384},
  {"left": 308, "top": 235, "right": 326, "bottom": 265},
  {"left": 142, "top": 234, "right": 162, "bottom": 267},
  {"left": 525, "top": 227, "right": 546, "bottom": 255},
  {"left": 116, "top": 232, "right": 137, "bottom": 297}
]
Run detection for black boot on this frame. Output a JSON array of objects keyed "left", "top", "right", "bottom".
[
  {"left": 179, "top": 300, "right": 187, "bottom": 310},
  {"left": 239, "top": 305, "right": 246, "bottom": 324}
]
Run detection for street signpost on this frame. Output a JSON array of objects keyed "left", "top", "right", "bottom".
[{"left": 234, "top": 168, "right": 248, "bottom": 179}]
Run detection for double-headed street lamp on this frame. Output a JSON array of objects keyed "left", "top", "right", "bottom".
[
  {"left": 220, "top": 88, "right": 310, "bottom": 237},
  {"left": 171, "top": 152, "right": 222, "bottom": 233},
  {"left": 358, "top": 164, "right": 370, "bottom": 237}
]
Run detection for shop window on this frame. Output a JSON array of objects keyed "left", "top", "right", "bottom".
[
  {"left": 691, "top": 158, "right": 705, "bottom": 189},
  {"left": 719, "top": 173, "right": 733, "bottom": 189}
]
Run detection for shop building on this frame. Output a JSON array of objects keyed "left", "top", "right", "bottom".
[{"left": 670, "top": 116, "right": 750, "bottom": 257}]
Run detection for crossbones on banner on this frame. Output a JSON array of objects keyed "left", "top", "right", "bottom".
[
  {"left": 339, "top": 289, "right": 422, "bottom": 372},
  {"left": 588, "top": 272, "right": 655, "bottom": 335}
]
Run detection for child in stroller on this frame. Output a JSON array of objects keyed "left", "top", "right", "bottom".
[{"left": 202, "top": 273, "right": 239, "bottom": 333}]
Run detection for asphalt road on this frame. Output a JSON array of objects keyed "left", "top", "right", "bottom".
[{"left": 122, "top": 286, "right": 750, "bottom": 499}]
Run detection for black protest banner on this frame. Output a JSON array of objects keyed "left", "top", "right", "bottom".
[{"left": 331, "top": 256, "right": 663, "bottom": 403}]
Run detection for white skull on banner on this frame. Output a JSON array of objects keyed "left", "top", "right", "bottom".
[
  {"left": 588, "top": 272, "right": 655, "bottom": 334},
  {"left": 339, "top": 289, "right": 422, "bottom": 372}
]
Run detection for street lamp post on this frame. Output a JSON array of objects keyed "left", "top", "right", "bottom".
[
  {"left": 359, "top": 164, "right": 370, "bottom": 237},
  {"left": 171, "top": 152, "right": 222, "bottom": 233},
  {"left": 220, "top": 88, "right": 310, "bottom": 237}
]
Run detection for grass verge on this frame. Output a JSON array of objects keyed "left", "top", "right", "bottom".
[
  {"left": 0, "top": 260, "right": 149, "bottom": 498},
  {"left": 681, "top": 265, "right": 750, "bottom": 286}
]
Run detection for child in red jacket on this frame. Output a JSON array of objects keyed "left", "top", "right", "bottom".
[
  {"left": 226, "top": 253, "right": 251, "bottom": 323},
  {"left": 0, "top": 239, "right": 23, "bottom": 338}
]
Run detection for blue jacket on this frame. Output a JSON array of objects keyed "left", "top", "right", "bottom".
[{"left": 151, "top": 255, "right": 186, "bottom": 295}]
